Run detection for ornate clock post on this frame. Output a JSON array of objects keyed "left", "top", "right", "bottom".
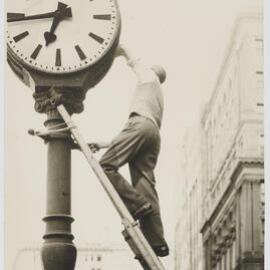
[
  {"left": 6, "top": 1, "right": 121, "bottom": 269},
  {"left": 33, "top": 87, "right": 85, "bottom": 270}
]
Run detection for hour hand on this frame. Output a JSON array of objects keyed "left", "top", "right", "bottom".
[
  {"left": 44, "top": 31, "right": 57, "bottom": 46},
  {"left": 44, "top": 4, "right": 72, "bottom": 46}
]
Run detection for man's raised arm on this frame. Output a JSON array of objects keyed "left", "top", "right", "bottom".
[{"left": 115, "top": 44, "right": 157, "bottom": 83}]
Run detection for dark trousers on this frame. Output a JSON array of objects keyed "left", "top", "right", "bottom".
[{"left": 100, "top": 115, "right": 167, "bottom": 247}]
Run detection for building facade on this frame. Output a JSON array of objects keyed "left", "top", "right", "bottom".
[
  {"left": 201, "top": 15, "right": 264, "bottom": 270},
  {"left": 175, "top": 128, "right": 204, "bottom": 270},
  {"left": 175, "top": 15, "right": 264, "bottom": 270}
]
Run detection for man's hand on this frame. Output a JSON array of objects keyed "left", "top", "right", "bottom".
[
  {"left": 89, "top": 142, "right": 111, "bottom": 152},
  {"left": 71, "top": 141, "right": 110, "bottom": 152},
  {"left": 88, "top": 143, "right": 100, "bottom": 153},
  {"left": 114, "top": 44, "right": 126, "bottom": 58},
  {"left": 114, "top": 44, "right": 135, "bottom": 61}
]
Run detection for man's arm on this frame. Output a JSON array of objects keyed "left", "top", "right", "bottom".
[{"left": 115, "top": 44, "right": 157, "bottom": 83}]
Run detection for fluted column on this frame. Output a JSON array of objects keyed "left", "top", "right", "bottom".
[{"left": 235, "top": 175, "right": 264, "bottom": 270}]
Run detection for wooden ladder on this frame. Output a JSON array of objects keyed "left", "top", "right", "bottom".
[{"left": 57, "top": 104, "right": 166, "bottom": 270}]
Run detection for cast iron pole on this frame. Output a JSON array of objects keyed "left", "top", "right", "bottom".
[{"left": 41, "top": 109, "right": 76, "bottom": 270}]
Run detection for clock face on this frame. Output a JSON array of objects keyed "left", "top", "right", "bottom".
[{"left": 6, "top": 0, "right": 121, "bottom": 74}]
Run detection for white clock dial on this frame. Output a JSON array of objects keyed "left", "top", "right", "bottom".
[{"left": 7, "top": 0, "right": 121, "bottom": 74}]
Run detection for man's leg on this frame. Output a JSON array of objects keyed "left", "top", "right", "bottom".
[
  {"left": 129, "top": 164, "right": 169, "bottom": 255},
  {"left": 99, "top": 117, "right": 152, "bottom": 215},
  {"left": 128, "top": 119, "right": 169, "bottom": 256}
]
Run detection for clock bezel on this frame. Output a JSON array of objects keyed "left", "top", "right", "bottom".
[{"left": 6, "top": 0, "right": 121, "bottom": 75}]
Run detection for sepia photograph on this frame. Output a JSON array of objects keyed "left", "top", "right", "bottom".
[{"left": 4, "top": 0, "right": 266, "bottom": 269}]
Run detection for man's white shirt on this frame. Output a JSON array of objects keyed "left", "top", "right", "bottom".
[{"left": 128, "top": 59, "right": 164, "bottom": 129}]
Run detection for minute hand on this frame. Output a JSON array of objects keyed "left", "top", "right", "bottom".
[{"left": 7, "top": 11, "right": 59, "bottom": 22}]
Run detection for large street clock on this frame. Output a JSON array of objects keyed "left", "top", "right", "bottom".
[{"left": 7, "top": 0, "right": 121, "bottom": 90}]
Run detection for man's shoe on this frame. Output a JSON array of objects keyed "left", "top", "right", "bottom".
[
  {"left": 152, "top": 245, "right": 169, "bottom": 257},
  {"left": 134, "top": 245, "right": 169, "bottom": 260},
  {"left": 132, "top": 203, "right": 153, "bottom": 220}
]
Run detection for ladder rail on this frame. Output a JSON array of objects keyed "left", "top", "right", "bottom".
[{"left": 57, "top": 105, "right": 165, "bottom": 270}]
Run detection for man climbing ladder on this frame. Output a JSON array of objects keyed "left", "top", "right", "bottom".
[
  {"left": 32, "top": 43, "right": 169, "bottom": 269},
  {"left": 91, "top": 44, "right": 169, "bottom": 257}
]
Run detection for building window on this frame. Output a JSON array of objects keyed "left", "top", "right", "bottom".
[
  {"left": 256, "top": 103, "right": 264, "bottom": 114},
  {"left": 223, "top": 93, "right": 227, "bottom": 106},
  {"left": 256, "top": 71, "right": 263, "bottom": 75},
  {"left": 255, "top": 38, "right": 263, "bottom": 42},
  {"left": 254, "top": 37, "right": 263, "bottom": 56},
  {"left": 229, "top": 79, "right": 232, "bottom": 90},
  {"left": 97, "top": 255, "right": 102, "bottom": 262},
  {"left": 260, "top": 182, "right": 265, "bottom": 246},
  {"left": 254, "top": 37, "right": 264, "bottom": 52}
]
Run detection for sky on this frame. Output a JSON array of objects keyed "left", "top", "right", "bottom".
[{"left": 4, "top": 0, "right": 264, "bottom": 269}]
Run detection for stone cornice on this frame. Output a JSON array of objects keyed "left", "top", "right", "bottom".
[{"left": 201, "top": 159, "right": 264, "bottom": 234}]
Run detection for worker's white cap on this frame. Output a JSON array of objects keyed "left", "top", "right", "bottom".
[{"left": 151, "top": 65, "right": 166, "bottom": 84}]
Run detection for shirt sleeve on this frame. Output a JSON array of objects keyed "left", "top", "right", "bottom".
[{"left": 127, "top": 58, "right": 158, "bottom": 84}]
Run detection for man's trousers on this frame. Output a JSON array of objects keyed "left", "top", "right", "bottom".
[{"left": 100, "top": 115, "right": 167, "bottom": 248}]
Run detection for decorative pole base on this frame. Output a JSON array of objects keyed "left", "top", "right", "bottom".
[{"left": 42, "top": 242, "right": 77, "bottom": 270}]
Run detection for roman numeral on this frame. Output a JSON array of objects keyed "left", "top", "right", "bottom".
[
  {"left": 30, "top": 44, "right": 42, "bottom": 60},
  {"left": 89, "top": 32, "right": 104, "bottom": 44},
  {"left": 55, "top": 49, "right": 61, "bottom": 66},
  {"left": 93, "top": 14, "right": 111, "bottom": 20},
  {"left": 13, "top": 31, "right": 29, "bottom": 42},
  {"left": 75, "top": 45, "right": 86, "bottom": 60}
]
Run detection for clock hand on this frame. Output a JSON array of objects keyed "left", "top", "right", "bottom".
[
  {"left": 44, "top": 2, "right": 72, "bottom": 46},
  {"left": 7, "top": 11, "right": 59, "bottom": 22},
  {"left": 7, "top": 3, "right": 72, "bottom": 23}
]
